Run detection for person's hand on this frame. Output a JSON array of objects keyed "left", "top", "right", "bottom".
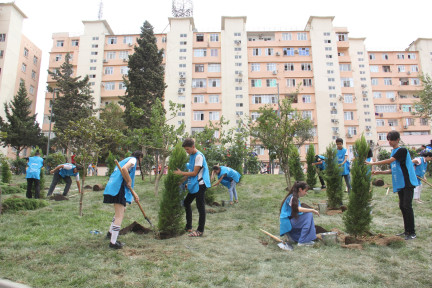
[
  {"left": 372, "top": 171, "right": 378, "bottom": 175},
  {"left": 313, "top": 209, "right": 320, "bottom": 217},
  {"left": 132, "top": 190, "right": 139, "bottom": 201},
  {"left": 50, "top": 169, "right": 54, "bottom": 174},
  {"left": 173, "top": 169, "right": 182, "bottom": 175}
]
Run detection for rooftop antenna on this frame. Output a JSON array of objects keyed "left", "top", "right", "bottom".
[
  {"left": 98, "top": 0, "right": 103, "bottom": 20},
  {"left": 172, "top": 0, "right": 193, "bottom": 17}
]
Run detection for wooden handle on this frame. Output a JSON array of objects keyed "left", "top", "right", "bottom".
[
  {"left": 260, "top": 229, "right": 283, "bottom": 243},
  {"left": 417, "top": 176, "right": 432, "bottom": 188}
]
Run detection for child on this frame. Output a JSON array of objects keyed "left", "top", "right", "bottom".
[
  {"left": 336, "top": 138, "right": 351, "bottom": 195},
  {"left": 412, "top": 151, "right": 432, "bottom": 203},
  {"left": 47, "top": 162, "right": 82, "bottom": 196},
  {"left": 25, "top": 150, "right": 44, "bottom": 199},
  {"left": 366, "top": 131, "right": 418, "bottom": 240},
  {"left": 174, "top": 138, "right": 211, "bottom": 237},
  {"left": 103, "top": 151, "right": 143, "bottom": 249},
  {"left": 211, "top": 165, "right": 241, "bottom": 204},
  {"left": 279, "top": 181, "right": 320, "bottom": 246},
  {"left": 311, "top": 155, "right": 326, "bottom": 189}
]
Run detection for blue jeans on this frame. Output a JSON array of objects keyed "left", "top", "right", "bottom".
[
  {"left": 228, "top": 180, "right": 238, "bottom": 202},
  {"left": 343, "top": 174, "right": 351, "bottom": 195}
]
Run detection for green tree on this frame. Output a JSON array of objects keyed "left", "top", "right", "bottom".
[
  {"left": 289, "top": 145, "right": 304, "bottom": 181},
  {"left": 343, "top": 135, "right": 373, "bottom": 237},
  {"left": 377, "top": 149, "right": 391, "bottom": 171},
  {"left": 306, "top": 144, "right": 317, "bottom": 188},
  {"left": 48, "top": 53, "right": 95, "bottom": 145},
  {"left": 158, "top": 142, "right": 188, "bottom": 237},
  {"left": 324, "top": 143, "right": 343, "bottom": 209},
  {"left": 413, "top": 73, "right": 432, "bottom": 120},
  {"left": 1, "top": 158, "right": 12, "bottom": 184},
  {"left": 120, "top": 20, "right": 166, "bottom": 129},
  {"left": 0, "top": 82, "right": 43, "bottom": 159},
  {"left": 250, "top": 97, "right": 314, "bottom": 188}
]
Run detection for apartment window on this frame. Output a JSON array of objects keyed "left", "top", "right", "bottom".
[
  {"left": 91, "top": 51, "right": 98, "bottom": 55},
  {"left": 265, "top": 48, "right": 274, "bottom": 56},
  {"left": 90, "top": 67, "right": 96, "bottom": 71},
  {"left": 378, "top": 133, "right": 387, "bottom": 140},
  {"left": 234, "top": 32, "right": 241, "bottom": 37},
  {"left": 235, "top": 55, "right": 242, "bottom": 59},
  {"left": 104, "top": 67, "right": 114, "bottom": 75},
  {"left": 179, "top": 64, "right": 186, "bottom": 68},
  {"left": 21, "top": 63, "right": 26, "bottom": 72},
  {"left": 325, "top": 47, "right": 332, "bottom": 52},
  {"left": 0, "top": 34, "right": 6, "bottom": 42},
  {"left": 210, "top": 34, "right": 219, "bottom": 42},
  {"left": 236, "top": 103, "right": 243, "bottom": 107},
  {"left": 299, "top": 48, "right": 310, "bottom": 56},
  {"left": 180, "top": 41, "right": 187, "bottom": 45},
  {"left": 192, "top": 79, "right": 206, "bottom": 88},
  {"left": 371, "top": 78, "right": 378, "bottom": 85},
  {"left": 24, "top": 48, "right": 29, "bottom": 57},
  {"left": 193, "top": 95, "right": 204, "bottom": 103},
  {"left": 297, "top": 33, "right": 307, "bottom": 40},
  {"left": 386, "top": 92, "right": 395, "bottom": 99},
  {"left": 89, "top": 74, "right": 96, "bottom": 78},
  {"left": 344, "top": 112, "right": 354, "bottom": 120},
  {"left": 420, "top": 118, "right": 428, "bottom": 125},
  {"left": 344, "top": 94, "right": 353, "bottom": 103},
  {"left": 347, "top": 127, "right": 357, "bottom": 136},
  {"left": 284, "top": 63, "right": 294, "bottom": 71},
  {"left": 382, "top": 54, "right": 389, "bottom": 60},
  {"left": 397, "top": 53, "right": 405, "bottom": 59},
  {"left": 407, "top": 53, "right": 416, "bottom": 59},
  {"left": 194, "top": 49, "right": 207, "bottom": 57},
  {"left": 120, "top": 66, "right": 129, "bottom": 75},
  {"left": 326, "top": 62, "right": 334, "bottom": 66},
  {"left": 251, "top": 112, "right": 260, "bottom": 121},
  {"left": 302, "top": 111, "right": 312, "bottom": 120},
  {"left": 283, "top": 48, "right": 294, "bottom": 56},
  {"left": 286, "top": 79, "right": 296, "bottom": 87},
  {"left": 196, "top": 34, "right": 204, "bottom": 42},
  {"left": 209, "top": 111, "right": 220, "bottom": 120},
  {"left": 252, "top": 48, "right": 261, "bottom": 56},
  {"left": 251, "top": 63, "right": 260, "bottom": 72},
  {"left": 388, "top": 119, "right": 398, "bottom": 127},
  {"left": 339, "top": 64, "right": 351, "bottom": 71},
  {"left": 211, "top": 49, "right": 218, "bottom": 57},
  {"left": 369, "top": 53, "right": 375, "bottom": 60},
  {"left": 235, "top": 63, "right": 242, "bottom": 67},
  {"left": 108, "top": 37, "right": 117, "bottom": 44},
  {"left": 326, "top": 55, "right": 333, "bottom": 59},
  {"left": 91, "top": 44, "right": 99, "bottom": 48},
  {"left": 104, "top": 82, "right": 115, "bottom": 90},
  {"left": 193, "top": 111, "right": 204, "bottom": 121},
  {"left": 118, "top": 82, "right": 126, "bottom": 90},
  {"left": 236, "top": 95, "right": 243, "bottom": 99},
  {"left": 92, "top": 37, "right": 99, "bottom": 41},
  {"left": 252, "top": 95, "right": 277, "bottom": 104},
  {"left": 29, "top": 85, "right": 35, "bottom": 95},
  {"left": 329, "top": 86, "right": 335, "bottom": 90},
  {"left": 337, "top": 33, "right": 348, "bottom": 41},
  {"left": 267, "top": 63, "right": 277, "bottom": 71},
  {"left": 280, "top": 33, "right": 292, "bottom": 41},
  {"left": 180, "top": 48, "right": 186, "bottom": 53},
  {"left": 266, "top": 79, "right": 277, "bottom": 87},
  {"left": 411, "top": 78, "right": 420, "bottom": 85},
  {"left": 55, "top": 54, "right": 62, "bottom": 61},
  {"left": 208, "top": 64, "right": 220, "bottom": 72},
  {"left": 234, "top": 47, "right": 241, "bottom": 52},
  {"left": 375, "top": 105, "right": 397, "bottom": 113},
  {"left": 179, "top": 56, "right": 186, "bottom": 60},
  {"left": 123, "top": 36, "right": 133, "bottom": 44},
  {"left": 56, "top": 40, "right": 64, "bottom": 47},
  {"left": 301, "top": 63, "right": 312, "bottom": 71},
  {"left": 327, "top": 70, "right": 334, "bottom": 74},
  {"left": 303, "top": 79, "right": 312, "bottom": 87},
  {"left": 31, "top": 70, "right": 36, "bottom": 80},
  {"left": 341, "top": 78, "right": 353, "bottom": 87},
  {"left": 195, "top": 64, "right": 204, "bottom": 72},
  {"left": 209, "top": 95, "right": 219, "bottom": 103},
  {"left": 384, "top": 78, "right": 392, "bottom": 85},
  {"left": 324, "top": 39, "right": 331, "bottom": 44},
  {"left": 71, "top": 40, "right": 79, "bottom": 47},
  {"left": 405, "top": 118, "right": 415, "bottom": 126},
  {"left": 106, "top": 52, "right": 116, "bottom": 60},
  {"left": 302, "top": 95, "right": 311, "bottom": 103},
  {"left": 376, "top": 119, "right": 385, "bottom": 126},
  {"left": 411, "top": 65, "right": 419, "bottom": 72},
  {"left": 328, "top": 78, "right": 335, "bottom": 82},
  {"left": 251, "top": 79, "right": 262, "bottom": 87},
  {"left": 208, "top": 79, "right": 220, "bottom": 87}
]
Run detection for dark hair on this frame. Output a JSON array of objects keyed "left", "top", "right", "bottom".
[
  {"left": 75, "top": 165, "right": 83, "bottom": 171},
  {"left": 182, "top": 138, "right": 195, "bottom": 148},
  {"left": 35, "top": 150, "right": 40, "bottom": 156},
  {"left": 212, "top": 165, "right": 221, "bottom": 171},
  {"left": 280, "top": 181, "right": 309, "bottom": 219},
  {"left": 421, "top": 151, "right": 432, "bottom": 158},
  {"left": 421, "top": 145, "right": 427, "bottom": 148},
  {"left": 335, "top": 138, "right": 343, "bottom": 144},
  {"left": 386, "top": 131, "right": 400, "bottom": 141},
  {"left": 367, "top": 148, "right": 373, "bottom": 158},
  {"left": 131, "top": 151, "right": 144, "bottom": 180}
]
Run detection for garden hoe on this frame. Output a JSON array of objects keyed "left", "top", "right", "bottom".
[{"left": 260, "top": 229, "right": 293, "bottom": 251}]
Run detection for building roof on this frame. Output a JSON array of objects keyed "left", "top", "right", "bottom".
[{"left": 0, "top": 2, "right": 28, "bottom": 19}]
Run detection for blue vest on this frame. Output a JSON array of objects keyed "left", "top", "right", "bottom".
[
  {"left": 26, "top": 156, "right": 44, "bottom": 179},
  {"left": 218, "top": 166, "right": 241, "bottom": 188},
  {"left": 103, "top": 157, "right": 137, "bottom": 204},
  {"left": 390, "top": 148, "right": 418, "bottom": 192},
  {"left": 366, "top": 157, "right": 373, "bottom": 175},
  {"left": 187, "top": 151, "right": 211, "bottom": 194},
  {"left": 316, "top": 155, "right": 326, "bottom": 170},
  {"left": 414, "top": 157, "right": 427, "bottom": 185},
  {"left": 337, "top": 148, "right": 350, "bottom": 175},
  {"left": 279, "top": 195, "right": 303, "bottom": 236},
  {"left": 59, "top": 163, "right": 78, "bottom": 177}
]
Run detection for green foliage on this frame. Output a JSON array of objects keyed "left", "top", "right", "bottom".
[
  {"left": 324, "top": 143, "right": 343, "bottom": 209},
  {"left": 343, "top": 135, "right": 373, "bottom": 236},
  {"left": 205, "top": 186, "right": 217, "bottom": 205},
  {"left": 11, "top": 158, "right": 27, "bottom": 175},
  {"left": 105, "top": 151, "right": 116, "bottom": 176},
  {"left": 1, "top": 159, "right": 12, "bottom": 184},
  {"left": 0, "top": 184, "right": 25, "bottom": 194},
  {"left": 45, "top": 152, "right": 66, "bottom": 170},
  {"left": 288, "top": 146, "right": 304, "bottom": 181},
  {"left": 245, "top": 153, "right": 260, "bottom": 174},
  {"left": 158, "top": 143, "right": 188, "bottom": 237},
  {"left": 120, "top": 20, "right": 166, "bottom": 129},
  {"left": 0, "top": 81, "right": 43, "bottom": 157},
  {"left": 377, "top": 149, "right": 391, "bottom": 171},
  {"left": 405, "top": 146, "right": 418, "bottom": 159},
  {"left": 306, "top": 144, "right": 317, "bottom": 188},
  {"left": 2, "top": 197, "right": 48, "bottom": 212},
  {"left": 413, "top": 73, "right": 432, "bottom": 120}
]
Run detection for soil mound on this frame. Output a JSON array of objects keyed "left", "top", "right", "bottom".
[
  {"left": 119, "top": 221, "right": 152, "bottom": 235},
  {"left": 93, "top": 184, "right": 104, "bottom": 191},
  {"left": 49, "top": 195, "right": 69, "bottom": 201}
]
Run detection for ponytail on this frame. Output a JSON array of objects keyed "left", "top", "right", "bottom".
[
  {"left": 132, "top": 151, "right": 144, "bottom": 180},
  {"left": 280, "top": 181, "right": 309, "bottom": 219}
]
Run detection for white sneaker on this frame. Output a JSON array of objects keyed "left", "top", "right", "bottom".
[{"left": 298, "top": 241, "right": 315, "bottom": 246}]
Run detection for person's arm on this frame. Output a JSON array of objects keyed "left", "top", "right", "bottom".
[
  {"left": 212, "top": 174, "right": 226, "bottom": 187},
  {"left": 366, "top": 157, "right": 396, "bottom": 166},
  {"left": 174, "top": 165, "right": 201, "bottom": 177},
  {"left": 50, "top": 164, "right": 64, "bottom": 174},
  {"left": 340, "top": 154, "right": 348, "bottom": 165},
  {"left": 119, "top": 160, "right": 139, "bottom": 200},
  {"left": 76, "top": 179, "right": 81, "bottom": 194},
  {"left": 412, "top": 158, "right": 420, "bottom": 165},
  {"left": 298, "top": 206, "right": 320, "bottom": 216}
]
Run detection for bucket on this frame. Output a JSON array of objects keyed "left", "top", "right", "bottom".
[
  {"left": 312, "top": 187, "right": 321, "bottom": 193},
  {"left": 318, "top": 203, "right": 327, "bottom": 214},
  {"left": 321, "top": 232, "right": 337, "bottom": 245}
]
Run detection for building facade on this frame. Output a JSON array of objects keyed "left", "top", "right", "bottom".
[
  {"left": 0, "top": 3, "right": 42, "bottom": 157},
  {"left": 43, "top": 16, "right": 432, "bottom": 161}
]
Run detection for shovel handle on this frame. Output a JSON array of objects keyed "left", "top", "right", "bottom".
[
  {"left": 417, "top": 176, "right": 432, "bottom": 188},
  {"left": 260, "top": 229, "right": 283, "bottom": 243}
]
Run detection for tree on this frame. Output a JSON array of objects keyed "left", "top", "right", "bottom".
[
  {"left": 324, "top": 144, "right": 343, "bottom": 209},
  {"left": 48, "top": 53, "right": 95, "bottom": 144},
  {"left": 0, "top": 81, "right": 43, "bottom": 159},
  {"left": 289, "top": 145, "right": 304, "bottom": 181},
  {"left": 413, "top": 73, "right": 432, "bottom": 120},
  {"left": 120, "top": 20, "right": 166, "bottom": 129},
  {"left": 306, "top": 144, "right": 317, "bottom": 188},
  {"left": 157, "top": 143, "right": 188, "bottom": 237},
  {"left": 343, "top": 135, "right": 373, "bottom": 237},
  {"left": 100, "top": 102, "right": 127, "bottom": 133},
  {"left": 377, "top": 149, "right": 391, "bottom": 171},
  {"left": 250, "top": 97, "right": 314, "bottom": 188}
]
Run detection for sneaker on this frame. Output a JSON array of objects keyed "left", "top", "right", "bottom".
[
  {"left": 298, "top": 241, "right": 315, "bottom": 246},
  {"left": 106, "top": 232, "right": 112, "bottom": 239},
  {"left": 395, "top": 232, "right": 407, "bottom": 237},
  {"left": 109, "top": 241, "right": 125, "bottom": 249},
  {"left": 321, "top": 186, "right": 326, "bottom": 189},
  {"left": 405, "top": 234, "right": 416, "bottom": 240}
]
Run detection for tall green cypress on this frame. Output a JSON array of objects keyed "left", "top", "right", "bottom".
[
  {"left": 324, "top": 143, "right": 343, "bottom": 209},
  {"left": 306, "top": 144, "right": 317, "bottom": 188},
  {"left": 157, "top": 143, "right": 188, "bottom": 237},
  {"left": 289, "top": 145, "right": 304, "bottom": 181},
  {"left": 343, "top": 135, "right": 372, "bottom": 236},
  {"left": 120, "top": 20, "right": 166, "bottom": 129}
]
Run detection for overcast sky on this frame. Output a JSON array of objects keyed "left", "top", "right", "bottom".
[{"left": 8, "top": 0, "right": 432, "bottom": 125}]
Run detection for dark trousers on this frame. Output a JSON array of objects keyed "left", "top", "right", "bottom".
[
  {"left": 184, "top": 184, "right": 206, "bottom": 233},
  {"left": 26, "top": 178, "right": 40, "bottom": 199},
  {"left": 47, "top": 171, "right": 72, "bottom": 196},
  {"left": 398, "top": 187, "right": 415, "bottom": 234}
]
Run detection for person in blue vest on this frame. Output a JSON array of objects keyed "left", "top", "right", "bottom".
[
  {"left": 174, "top": 138, "right": 211, "bottom": 237},
  {"left": 47, "top": 162, "right": 82, "bottom": 197},
  {"left": 25, "top": 150, "right": 44, "bottom": 199},
  {"left": 211, "top": 165, "right": 241, "bottom": 204},
  {"left": 311, "top": 155, "right": 326, "bottom": 189},
  {"left": 103, "top": 151, "right": 143, "bottom": 249},
  {"left": 279, "top": 181, "right": 320, "bottom": 246},
  {"left": 336, "top": 138, "right": 351, "bottom": 195},
  {"left": 412, "top": 151, "right": 432, "bottom": 204},
  {"left": 366, "top": 131, "right": 418, "bottom": 240}
]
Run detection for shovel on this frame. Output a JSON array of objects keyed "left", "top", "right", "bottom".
[
  {"left": 260, "top": 229, "right": 293, "bottom": 251},
  {"left": 417, "top": 176, "right": 432, "bottom": 188},
  {"left": 115, "top": 160, "right": 154, "bottom": 228}
]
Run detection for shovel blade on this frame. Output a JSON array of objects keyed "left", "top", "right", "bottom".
[{"left": 277, "top": 242, "right": 293, "bottom": 251}]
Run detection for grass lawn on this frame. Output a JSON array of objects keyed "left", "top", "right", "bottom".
[{"left": 1, "top": 174, "right": 431, "bottom": 288}]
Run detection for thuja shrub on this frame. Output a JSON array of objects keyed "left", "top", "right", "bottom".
[
  {"left": 1, "top": 159, "right": 12, "bottom": 184},
  {"left": 0, "top": 184, "right": 25, "bottom": 195},
  {"left": 289, "top": 147, "right": 304, "bottom": 181},
  {"left": 306, "top": 144, "right": 317, "bottom": 188},
  {"left": 157, "top": 143, "right": 188, "bottom": 237},
  {"left": 324, "top": 143, "right": 343, "bottom": 209},
  {"left": 2, "top": 197, "right": 48, "bottom": 212}
]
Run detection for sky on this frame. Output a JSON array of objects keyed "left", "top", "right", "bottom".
[{"left": 7, "top": 0, "right": 432, "bottom": 125}]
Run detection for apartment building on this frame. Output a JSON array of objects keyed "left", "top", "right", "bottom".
[
  {"left": 44, "top": 16, "right": 432, "bottom": 162},
  {"left": 0, "top": 3, "right": 42, "bottom": 157}
]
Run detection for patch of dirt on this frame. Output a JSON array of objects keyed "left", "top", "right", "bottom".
[
  {"left": 344, "top": 233, "right": 404, "bottom": 246},
  {"left": 259, "top": 239, "right": 269, "bottom": 246},
  {"left": 84, "top": 185, "right": 92, "bottom": 189},
  {"left": 326, "top": 209, "right": 342, "bottom": 216},
  {"left": 120, "top": 221, "right": 152, "bottom": 235},
  {"left": 205, "top": 207, "right": 227, "bottom": 214},
  {"left": 315, "top": 225, "right": 328, "bottom": 234},
  {"left": 49, "top": 195, "right": 69, "bottom": 201},
  {"left": 93, "top": 184, "right": 104, "bottom": 191},
  {"left": 372, "top": 179, "right": 385, "bottom": 186},
  {"left": 211, "top": 201, "right": 221, "bottom": 207}
]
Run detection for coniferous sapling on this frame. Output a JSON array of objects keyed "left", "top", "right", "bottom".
[
  {"left": 324, "top": 143, "right": 343, "bottom": 209},
  {"left": 289, "top": 145, "right": 304, "bottom": 181},
  {"left": 306, "top": 144, "right": 317, "bottom": 188}
]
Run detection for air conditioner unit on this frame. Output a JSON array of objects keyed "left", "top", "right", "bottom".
[
  {"left": 178, "top": 89, "right": 183, "bottom": 94},
  {"left": 407, "top": 71, "right": 411, "bottom": 75},
  {"left": 180, "top": 75, "right": 185, "bottom": 79},
  {"left": 362, "top": 91, "right": 368, "bottom": 97},
  {"left": 333, "top": 130, "right": 339, "bottom": 135},
  {"left": 339, "top": 96, "right": 344, "bottom": 102},
  {"left": 294, "top": 50, "right": 299, "bottom": 54},
  {"left": 103, "top": 59, "right": 108, "bottom": 63},
  {"left": 235, "top": 40, "right": 241, "bottom": 45},
  {"left": 101, "top": 83, "right": 105, "bottom": 87},
  {"left": 347, "top": 133, "right": 352, "bottom": 138},
  {"left": 366, "top": 127, "right": 370, "bottom": 131},
  {"left": 361, "top": 84, "right": 367, "bottom": 88},
  {"left": 180, "top": 82, "right": 185, "bottom": 86},
  {"left": 128, "top": 43, "right": 133, "bottom": 47},
  {"left": 276, "top": 52, "right": 281, "bottom": 56},
  {"left": 272, "top": 70, "right": 277, "bottom": 75},
  {"left": 403, "top": 125, "right": 408, "bottom": 129},
  {"left": 123, "top": 59, "right": 128, "bottom": 62},
  {"left": 390, "top": 98, "right": 395, "bottom": 102},
  {"left": 238, "top": 72, "right": 243, "bottom": 77}
]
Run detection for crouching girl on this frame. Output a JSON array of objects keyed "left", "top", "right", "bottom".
[{"left": 280, "top": 181, "right": 319, "bottom": 246}]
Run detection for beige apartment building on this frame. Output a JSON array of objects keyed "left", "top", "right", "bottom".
[
  {"left": 43, "top": 16, "right": 432, "bottom": 162},
  {"left": 0, "top": 3, "right": 42, "bottom": 157}
]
